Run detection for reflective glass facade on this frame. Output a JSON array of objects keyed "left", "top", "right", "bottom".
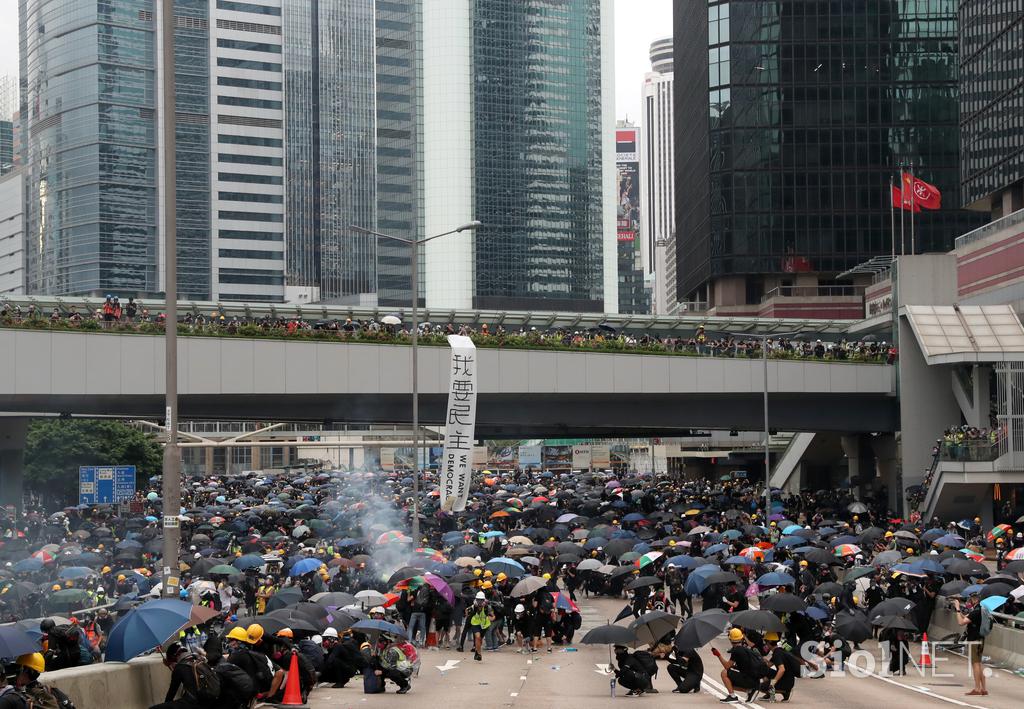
[
  {"left": 0, "top": 121, "right": 12, "bottom": 176},
  {"left": 283, "top": 0, "right": 377, "bottom": 303},
  {"left": 675, "top": 0, "right": 985, "bottom": 303},
  {"left": 19, "top": 0, "right": 209, "bottom": 298},
  {"left": 959, "top": 1, "right": 1024, "bottom": 212},
  {"left": 471, "top": 0, "right": 607, "bottom": 312},
  {"left": 375, "top": 0, "right": 422, "bottom": 307}
]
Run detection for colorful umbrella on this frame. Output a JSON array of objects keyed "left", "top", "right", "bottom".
[
  {"left": 987, "top": 524, "right": 1013, "bottom": 542},
  {"left": 834, "top": 544, "right": 862, "bottom": 557},
  {"left": 635, "top": 551, "right": 663, "bottom": 569},
  {"left": 376, "top": 530, "right": 410, "bottom": 545},
  {"left": 739, "top": 547, "right": 765, "bottom": 561}
]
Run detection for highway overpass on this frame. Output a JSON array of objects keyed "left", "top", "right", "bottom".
[{"left": 0, "top": 328, "right": 897, "bottom": 437}]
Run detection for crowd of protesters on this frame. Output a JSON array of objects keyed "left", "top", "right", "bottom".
[{"left": 0, "top": 299, "right": 895, "bottom": 363}]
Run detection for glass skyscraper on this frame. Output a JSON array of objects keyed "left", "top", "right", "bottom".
[
  {"left": 422, "top": 0, "right": 616, "bottom": 313},
  {"left": 675, "top": 0, "right": 985, "bottom": 308},
  {"left": 283, "top": 0, "right": 377, "bottom": 304},
  {"left": 19, "top": 0, "right": 211, "bottom": 298},
  {"left": 959, "top": 1, "right": 1024, "bottom": 216}
]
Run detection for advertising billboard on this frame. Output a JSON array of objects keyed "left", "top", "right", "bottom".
[
  {"left": 543, "top": 445, "right": 572, "bottom": 469},
  {"left": 572, "top": 444, "right": 592, "bottom": 470},
  {"left": 519, "top": 445, "right": 542, "bottom": 469},
  {"left": 616, "top": 126, "right": 640, "bottom": 243}
]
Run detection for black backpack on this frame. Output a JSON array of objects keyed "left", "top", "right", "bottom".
[
  {"left": 215, "top": 661, "right": 256, "bottom": 703},
  {"left": 738, "top": 646, "right": 772, "bottom": 679},
  {"left": 244, "top": 649, "right": 275, "bottom": 693},
  {"left": 178, "top": 655, "right": 221, "bottom": 704}
]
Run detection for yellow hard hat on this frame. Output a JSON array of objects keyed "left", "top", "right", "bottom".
[
  {"left": 669, "top": 540, "right": 677, "bottom": 545},
  {"left": 549, "top": 537, "right": 556, "bottom": 542},
  {"left": 542, "top": 573, "right": 551, "bottom": 580},
  {"left": 473, "top": 568, "right": 482, "bottom": 577},
  {"left": 974, "top": 517, "right": 981, "bottom": 523},
  {"left": 247, "top": 623, "right": 265, "bottom": 643},
  {"left": 906, "top": 548, "right": 914, "bottom": 554},
  {"left": 764, "top": 632, "right": 780, "bottom": 642},
  {"left": 799, "top": 560, "right": 808, "bottom": 567},
  {"left": 769, "top": 521, "right": 776, "bottom": 527},
  {"left": 853, "top": 515, "right": 859, "bottom": 521},
  {"left": 16, "top": 653, "right": 45, "bottom": 675},
  {"left": 728, "top": 628, "right": 744, "bottom": 642},
  {"left": 483, "top": 570, "right": 493, "bottom": 578},
  {"left": 51, "top": 584, "right": 61, "bottom": 591},
  {"left": 481, "top": 581, "right": 493, "bottom": 589},
  {"left": 226, "top": 627, "right": 250, "bottom": 643},
  {"left": 853, "top": 596, "right": 860, "bottom": 605},
  {"left": 117, "top": 574, "right": 127, "bottom": 581},
  {"left": 64, "top": 580, "right": 72, "bottom": 588},
  {"left": 884, "top": 531, "right": 894, "bottom": 538},
  {"left": 101, "top": 566, "right": 111, "bottom": 574},
  {"left": 276, "top": 627, "right": 293, "bottom": 639},
  {"left": 751, "top": 514, "right": 758, "bottom": 520},
  {"left": 496, "top": 573, "right": 507, "bottom": 582}
]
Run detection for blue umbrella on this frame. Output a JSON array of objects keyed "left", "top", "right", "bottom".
[
  {"left": 58, "top": 567, "right": 97, "bottom": 580},
  {"left": 934, "top": 534, "right": 965, "bottom": 547},
  {"left": 289, "top": 558, "right": 322, "bottom": 577},
  {"left": 757, "top": 572, "right": 796, "bottom": 587},
  {"left": 105, "top": 599, "right": 210, "bottom": 662},
  {"left": 0, "top": 627, "right": 41, "bottom": 658},
  {"left": 783, "top": 525, "right": 803, "bottom": 535},
  {"left": 704, "top": 543, "right": 729, "bottom": 556},
  {"left": 724, "top": 556, "right": 755, "bottom": 566},
  {"left": 666, "top": 555, "right": 700, "bottom": 569},
  {"left": 480, "top": 530, "right": 505, "bottom": 539},
  {"left": 914, "top": 559, "right": 946, "bottom": 574},
  {"left": 776, "top": 536, "right": 803, "bottom": 548},
  {"left": 801, "top": 606, "right": 829, "bottom": 620},
  {"left": 960, "top": 584, "right": 986, "bottom": 597},
  {"left": 622, "top": 513, "right": 646, "bottom": 523},
  {"left": 684, "top": 564, "right": 724, "bottom": 596},
  {"left": 722, "top": 530, "right": 742, "bottom": 540},
  {"left": 12, "top": 558, "right": 42, "bottom": 573},
  {"left": 980, "top": 596, "right": 1007, "bottom": 612},
  {"left": 484, "top": 557, "right": 525, "bottom": 576},
  {"left": 632, "top": 542, "right": 652, "bottom": 555},
  {"left": 116, "top": 539, "right": 143, "bottom": 550},
  {"left": 233, "top": 554, "right": 264, "bottom": 571},
  {"left": 350, "top": 619, "right": 407, "bottom": 639}
]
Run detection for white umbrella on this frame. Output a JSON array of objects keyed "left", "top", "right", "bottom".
[{"left": 381, "top": 315, "right": 402, "bottom": 326}]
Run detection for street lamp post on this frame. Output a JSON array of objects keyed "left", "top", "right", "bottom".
[
  {"left": 159, "top": 0, "right": 181, "bottom": 598},
  {"left": 350, "top": 221, "right": 482, "bottom": 541}
]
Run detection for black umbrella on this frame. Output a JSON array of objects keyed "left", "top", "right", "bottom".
[
  {"left": 629, "top": 611, "right": 681, "bottom": 647},
  {"left": 387, "top": 567, "right": 425, "bottom": 588},
  {"left": 581, "top": 623, "right": 636, "bottom": 645},
  {"left": 704, "top": 571, "right": 742, "bottom": 586},
  {"left": 674, "top": 609, "right": 731, "bottom": 650},
  {"left": 614, "top": 604, "right": 634, "bottom": 623},
  {"left": 834, "top": 611, "right": 872, "bottom": 642},
  {"left": 760, "top": 593, "right": 807, "bottom": 613},
  {"left": 265, "top": 586, "right": 304, "bottom": 613},
  {"left": 938, "top": 580, "right": 969, "bottom": 597},
  {"left": 872, "top": 615, "right": 918, "bottom": 631},
  {"left": 802, "top": 548, "right": 837, "bottom": 565},
  {"left": 944, "top": 559, "right": 989, "bottom": 577},
  {"left": 868, "top": 597, "right": 916, "bottom": 620},
  {"left": 813, "top": 582, "right": 843, "bottom": 597},
  {"left": 625, "top": 575, "right": 662, "bottom": 591},
  {"left": 729, "top": 609, "right": 785, "bottom": 632}
]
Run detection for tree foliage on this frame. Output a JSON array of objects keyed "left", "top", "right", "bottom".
[{"left": 24, "top": 419, "right": 162, "bottom": 502}]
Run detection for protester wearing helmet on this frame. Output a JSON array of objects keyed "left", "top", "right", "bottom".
[{"left": 712, "top": 628, "right": 763, "bottom": 703}]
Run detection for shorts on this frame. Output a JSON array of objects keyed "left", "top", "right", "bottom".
[
  {"left": 470, "top": 625, "right": 487, "bottom": 637},
  {"left": 967, "top": 640, "right": 984, "bottom": 665},
  {"left": 727, "top": 669, "right": 759, "bottom": 690}
]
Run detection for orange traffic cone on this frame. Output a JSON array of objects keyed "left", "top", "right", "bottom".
[
  {"left": 280, "top": 650, "right": 306, "bottom": 706},
  {"left": 920, "top": 631, "right": 932, "bottom": 668}
]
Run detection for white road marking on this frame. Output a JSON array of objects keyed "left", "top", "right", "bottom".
[
  {"left": 701, "top": 675, "right": 764, "bottom": 709},
  {"left": 866, "top": 671, "right": 991, "bottom": 708},
  {"left": 435, "top": 659, "right": 460, "bottom": 673}
]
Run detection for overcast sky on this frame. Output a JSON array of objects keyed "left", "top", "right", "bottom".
[{"left": 0, "top": 0, "right": 671, "bottom": 122}]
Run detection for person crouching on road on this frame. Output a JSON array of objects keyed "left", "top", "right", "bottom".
[{"left": 373, "top": 638, "right": 413, "bottom": 694}]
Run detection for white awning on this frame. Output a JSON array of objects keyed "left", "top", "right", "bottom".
[{"left": 904, "top": 304, "right": 1024, "bottom": 364}]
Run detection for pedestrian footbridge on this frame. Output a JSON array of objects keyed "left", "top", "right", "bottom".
[{"left": 0, "top": 328, "right": 896, "bottom": 437}]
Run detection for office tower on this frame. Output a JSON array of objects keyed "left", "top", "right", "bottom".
[
  {"left": 210, "top": 0, "right": 287, "bottom": 302},
  {"left": 0, "top": 75, "right": 15, "bottom": 176},
  {"left": 374, "top": 0, "right": 423, "bottom": 307},
  {"left": 0, "top": 169, "right": 23, "bottom": 295},
  {"left": 283, "top": 0, "right": 377, "bottom": 305},
  {"left": 0, "top": 120, "right": 11, "bottom": 177},
  {"left": 19, "top": 0, "right": 211, "bottom": 298},
  {"left": 422, "top": 0, "right": 617, "bottom": 313},
  {"left": 959, "top": 1, "right": 1024, "bottom": 218},
  {"left": 641, "top": 38, "right": 676, "bottom": 314},
  {"left": 615, "top": 122, "right": 650, "bottom": 314},
  {"left": 674, "top": 0, "right": 985, "bottom": 313}
]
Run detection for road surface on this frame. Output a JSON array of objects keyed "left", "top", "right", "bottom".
[{"left": 305, "top": 596, "right": 1022, "bottom": 708}]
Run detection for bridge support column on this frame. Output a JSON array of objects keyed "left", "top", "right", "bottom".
[
  {"left": 251, "top": 446, "right": 261, "bottom": 471},
  {"left": 841, "top": 434, "right": 874, "bottom": 499},
  {"left": 870, "top": 434, "right": 899, "bottom": 515},
  {"left": 204, "top": 447, "right": 214, "bottom": 476},
  {"left": 0, "top": 418, "right": 29, "bottom": 517}
]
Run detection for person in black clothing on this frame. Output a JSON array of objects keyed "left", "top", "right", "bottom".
[
  {"left": 763, "top": 632, "right": 801, "bottom": 701},
  {"left": 666, "top": 647, "right": 703, "bottom": 693},
  {"left": 613, "top": 645, "right": 652, "bottom": 696},
  {"left": 150, "top": 642, "right": 213, "bottom": 709},
  {"left": 321, "top": 630, "right": 367, "bottom": 688},
  {"left": 954, "top": 595, "right": 988, "bottom": 696},
  {"left": 712, "top": 629, "right": 762, "bottom": 703}
]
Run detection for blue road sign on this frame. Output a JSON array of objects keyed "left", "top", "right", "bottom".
[{"left": 79, "top": 466, "right": 136, "bottom": 505}]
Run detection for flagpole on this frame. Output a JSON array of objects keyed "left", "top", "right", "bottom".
[
  {"left": 890, "top": 175, "right": 896, "bottom": 259},
  {"left": 900, "top": 166, "right": 905, "bottom": 256},
  {"left": 910, "top": 164, "right": 916, "bottom": 255}
]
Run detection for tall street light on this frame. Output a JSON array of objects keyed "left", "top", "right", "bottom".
[
  {"left": 159, "top": 0, "right": 181, "bottom": 598},
  {"left": 350, "top": 221, "right": 482, "bottom": 541}
]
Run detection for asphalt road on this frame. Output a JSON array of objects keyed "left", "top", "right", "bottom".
[{"left": 304, "top": 596, "right": 1023, "bottom": 709}]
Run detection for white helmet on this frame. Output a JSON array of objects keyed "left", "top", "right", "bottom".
[
  {"left": 370, "top": 606, "right": 385, "bottom": 615},
  {"left": 514, "top": 604, "right": 526, "bottom": 614},
  {"left": 475, "top": 591, "right": 486, "bottom": 600},
  {"left": 322, "top": 628, "right": 339, "bottom": 638}
]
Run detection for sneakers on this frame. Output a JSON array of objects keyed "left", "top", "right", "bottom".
[
  {"left": 720, "top": 696, "right": 739, "bottom": 703},
  {"left": 474, "top": 651, "right": 482, "bottom": 661},
  {"left": 397, "top": 686, "right": 411, "bottom": 694},
  {"left": 646, "top": 688, "right": 658, "bottom": 694}
]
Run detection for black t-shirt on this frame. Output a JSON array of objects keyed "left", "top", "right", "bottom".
[
  {"left": 729, "top": 645, "right": 758, "bottom": 676},
  {"left": 769, "top": 646, "right": 801, "bottom": 677},
  {"left": 964, "top": 607, "right": 983, "bottom": 642}
]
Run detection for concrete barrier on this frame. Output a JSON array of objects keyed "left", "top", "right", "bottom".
[
  {"left": 40, "top": 655, "right": 167, "bottom": 709},
  {"left": 929, "top": 607, "right": 1024, "bottom": 670}
]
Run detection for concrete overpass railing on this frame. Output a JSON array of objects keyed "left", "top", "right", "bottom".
[{"left": 40, "top": 656, "right": 166, "bottom": 709}]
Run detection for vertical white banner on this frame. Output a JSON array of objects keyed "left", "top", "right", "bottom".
[
  {"left": 440, "top": 335, "right": 477, "bottom": 512},
  {"left": 572, "top": 444, "right": 592, "bottom": 470}
]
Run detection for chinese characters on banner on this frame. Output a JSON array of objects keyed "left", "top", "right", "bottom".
[{"left": 440, "top": 335, "right": 477, "bottom": 512}]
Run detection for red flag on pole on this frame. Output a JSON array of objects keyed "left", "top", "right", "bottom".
[
  {"left": 891, "top": 185, "right": 920, "bottom": 213},
  {"left": 902, "top": 172, "right": 942, "bottom": 210}
]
